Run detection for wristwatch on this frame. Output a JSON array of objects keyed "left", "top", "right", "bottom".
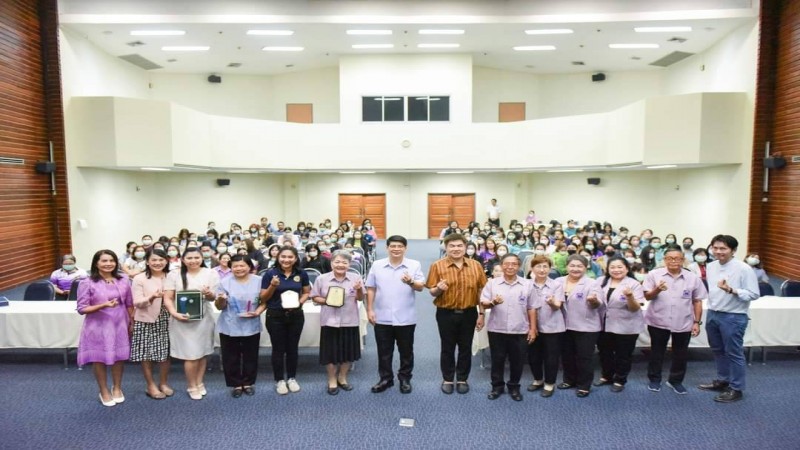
[{"left": 694, "top": 320, "right": 702, "bottom": 325}]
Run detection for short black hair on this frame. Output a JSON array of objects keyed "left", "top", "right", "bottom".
[
  {"left": 663, "top": 244, "right": 684, "bottom": 257},
  {"left": 230, "top": 254, "right": 254, "bottom": 271},
  {"left": 710, "top": 234, "right": 738, "bottom": 251},
  {"left": 386, "top": 235, "right": 408, "bottom": 247}
]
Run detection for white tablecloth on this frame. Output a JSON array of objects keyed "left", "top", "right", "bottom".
[
  {"left": 473, "top": 296, "right": 800, "bottom": 354},
  {"left": 0, "top": 301, "right": 367, "bottom": 350}
]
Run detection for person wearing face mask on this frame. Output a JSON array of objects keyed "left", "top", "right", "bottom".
[
  {"left": 166, "top": 245, "right": 182, "bottom": 272},
  {"left": 347, "top": 230, "right": 370, "bottom": 254},
  {"left": 50, "top": 254, "right": 88, "bottom": 300},
  {"left": 744, "top": 254, "right": 769, "bottom": 283},
  {"left": 596, "top": 245, "right": 618, "bottom": 274},
  {"left": 629, "top": 236, "right": 642, "bottom": 256},
  {"left": 141, "top": 235, "right": 155, "bottom": 250},
  {"left": 122, "top": 241, "right": 137, "bottom": 263},
  {"left": 639, "top": 245, "right": 657, "bottom": 272},
  {"left": 485, "top": 244, "right": 510, "bottom": 277},
  {"left": 278, "top": 228, "right": 301, "bottom": 250},
  {"left": 650, "top": 237, "right": 665, "bottom": 267},
  {"left": 199, "top": 243, "right": 216, "bottom": 269},
  {"left": 622, "top": 248, "right": 638, "bottom": 266},
  {"left": 294, "top": 222, "right": 308, "bottom": 238},
  {"left": 259, "top": 217, "right": 275, "bottom": 234},
  {"left": 205, "top": 229, "right": 218, "bottom": 249},
  {"left": 302, "top": 243, "right": 332, "bottom": 274},
  {"left": 509, "top": 234, "right": 531, "bottom": 255},
  {"left": 631, "top": 263, "right": 647, "bottom": 283},
  {"left": 306, "top": 228, "right": 320, "bottom": 245},
  {"left": 564, "top": 220, "right": 578, "bottom": 238},
  {"left": 612, "top": 227, "right": 629, "bottom": 246},
  {"left": 640, "top": 229, "right": 654, "bottom": 247},
  {"left": 687, "top": 248, "right": 709, "bottom": 286},
  {"left": 123, "top": 245, "right": 148, "bottom": 279},
  {"left": 579, "top": 251, "right": 602, "bottom": 279},
  {"left": 525, "top": 210, "right": 537, "bottom": 225},
  {"left": 465, "top": 242, "right": 482, "bottom": 263},
  {"left": 681, "top": 237, "right": 695, "bottom": 261}
]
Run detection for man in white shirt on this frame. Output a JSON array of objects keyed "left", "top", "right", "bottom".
[
  {"left": 487, "top": 198, "right": 501, "bottom": 227},
  {"left": 698, "top": 234, "right": 759, "bottom": 403}
]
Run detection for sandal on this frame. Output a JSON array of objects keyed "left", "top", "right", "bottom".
[
  {"left": 231, "top": 387, "right": 243, "bottom": 398},
  {"left": 146, "top": 390, "right": 166, "bottom": 400}
]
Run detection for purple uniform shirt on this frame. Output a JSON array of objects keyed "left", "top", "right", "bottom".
[
  {"left": 365, "top": 257, "right": 424, "bottom": 326},
  {"left": 596, "top": 277, "right": 645, "bottom": 335},
  {"left": 311, "top": 272, "right": 364, "bottom": 328},
  {"left": 480, "top": 276, "right": 536, "bottom": 334},
  {"left": 643, "top": 268, "right": 708, "bottom": 333},
  {"left": 531, "top": 278, "right": 565, "bottom": 333},
  {"left": 553, "top": 276, "right": 605, "bottom": 332}
]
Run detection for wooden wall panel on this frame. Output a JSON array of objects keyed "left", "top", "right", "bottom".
[
  {"left": 749, "top": 0, "right": 800, "bottom": 280},
  {"left": 0, "top": 0, "right": 70, "bottom": 291}
]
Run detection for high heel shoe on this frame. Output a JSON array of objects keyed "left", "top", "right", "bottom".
[{"left": 99, "top": 393, "right": 116, "bottom": 407}]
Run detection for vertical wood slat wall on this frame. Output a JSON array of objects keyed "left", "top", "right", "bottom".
[
  {"left": 0, "top": 0, "right": 70, "bottom": 291},
  {"left": 749, "top": 0, "right": 800, "bottom": 280}
]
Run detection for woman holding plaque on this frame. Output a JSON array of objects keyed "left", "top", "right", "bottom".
[
  {"left": 310, "top": 250, "right": 364, "bottom": 395},
  {"left": 163, "top": 247, "right": 220, "bottom": 400},
  {"left": 76, "top": 250, "right": 134, "bottom": 407},
  {"left": 260, "top": 246, "right": 311, "bottom": 395},
  {"left": 215, "top": 255, "right": 264, "bottom": 398}
]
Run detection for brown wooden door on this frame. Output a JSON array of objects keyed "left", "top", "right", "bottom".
[
  {"left": 338, "top": 194, "right": 386, "bottom": 238},
  {"left": 286, "top": 103, "right": 313, "bottom": 123},
  {"left": 428, "top": 194, "right": 475, "bottom": 238},
  {"left": 499, "top": 102, "right": 526, "bottom": 122}
]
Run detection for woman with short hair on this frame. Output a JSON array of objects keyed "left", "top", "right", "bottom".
[{"left": 50, "top": 254, "right": 87, "bottom": 300}]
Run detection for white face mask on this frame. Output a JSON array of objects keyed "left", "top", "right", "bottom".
[
  {"left": 695, "top": 255, "right": 708, "bottom": 263},
  {"left": 466, "top": 249, "right": 475, "bottom": 256},
  {"left": 746, "top": 257, "right": 760, "bottom": 266},
  {"left": 625, "top": 256, "right": 636, "bottom": 265},
  {"left": 534, "top": 249, "right": 545, "bottom": 256},
  {"left": 308, "top": 251, "right": 318, "bottom": 258},
  {"left": 496, "top": 250, "right": 508, "bottom": 257}
]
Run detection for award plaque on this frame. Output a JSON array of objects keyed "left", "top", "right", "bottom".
[
  {"left": 176, "top": 290, "right": 203, "bottom": 321},
  {"left": 325, "top": 286, "right": 345, "bottom": 308},
  {"left": 281, "top": 290, "right": 300, "bottom": 309}
]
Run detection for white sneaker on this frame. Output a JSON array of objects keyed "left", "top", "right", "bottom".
[
  {"left": 287, "top": 378, "right": 301, "bottom": 393},
  {"left": 276, "top": 380, "right": 289, "bottom": 395}
]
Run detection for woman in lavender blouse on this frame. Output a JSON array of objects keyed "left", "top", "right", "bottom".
[{"left": 50, "top": 254, "right": 87, "bottom": 300}]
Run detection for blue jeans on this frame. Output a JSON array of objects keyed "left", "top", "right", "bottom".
[{"left": 705, "top": 310, "right": 748, "bottom": 391}]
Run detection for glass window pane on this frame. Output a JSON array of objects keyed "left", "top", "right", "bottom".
[
  {"left": 362, "top": 96, "right": 382, "bottom": 122},
  {"left": 430, "top": 96, "right": 449, "bottom": 121},
  {"left": 407, "top": 96, "right": 428, "bottom": 121},
  {"left": 383, "top": 97, "right": 404, "bottom": 121}
]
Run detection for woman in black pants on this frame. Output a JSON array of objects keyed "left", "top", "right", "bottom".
[
  {"left": 260, "top": 246, "right": 310, "bottom": 395},
  {"left": 525, "top": 255, "right": 564, "bottom": 398}
]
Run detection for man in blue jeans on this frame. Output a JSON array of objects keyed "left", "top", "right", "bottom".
[{"left": 699, "top": 235, "right": 760, "bottom": 403}]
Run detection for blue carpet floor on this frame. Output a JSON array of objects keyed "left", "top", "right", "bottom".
[{"left": 1, "top": 240, "right": 799, "bottom": 449}]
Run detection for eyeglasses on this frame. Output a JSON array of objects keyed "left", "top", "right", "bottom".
[{"left": 664, "top": 256, "right": 683, "bottom": 262}]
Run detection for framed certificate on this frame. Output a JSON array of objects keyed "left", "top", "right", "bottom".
[
  {"left": 281, "top": 290, "right": 300, "bottom": 309},
  {"left": 176, "top": 290, "right": 203, "bottom": 321},
  {"left": 325, "top": 286, "right": 345, "bottom": 308}
]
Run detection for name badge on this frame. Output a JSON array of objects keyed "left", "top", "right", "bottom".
[
  {"left": 518, "top": 296, "right": 526, "bottom": 304},
  {"left": 682, "top": 289, "right": 691, "bottom": 299},
  {"left": 576, "top": 292, "right": 584, "bottom": 300},
  {"left": 619, "top": 294, "right": 627, "bottom": 301}
]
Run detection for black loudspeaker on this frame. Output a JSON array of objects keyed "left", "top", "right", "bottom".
[
  {"left": 587, "top": 177, "right": 601, "bottom": 186},
  {"left": 216, "top": 178, "right": 231, "bottom": 187},
  {"left": 591, "top": 73, "right": 606, "bottom": 82},
  {"left": 208, "top": 74, "right": 222, "bottom": 83},
  {"left": 764, "top": 156, "right": 786, "bottom": 169},
  {"left": 35, "top": 161, "right": 56, "bottom": 174}
]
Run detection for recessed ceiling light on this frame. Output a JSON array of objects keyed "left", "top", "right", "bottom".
[
  {"left": 262, "top": 46, "right": 304, "bottom": 51},
  {"left": 162, "top": 46, "right": 210, "bottom": 51},
  {"left": 246, "top": 30, "right": 294, "bottom": 36},
  {"left": 141, "top": 167, "right": 171, "bottom": 171},
  {"left": 546, "top": 169, "right": 584, "bottom": 173},
  {"left": 609, "top": 43, "right": 659, "bottom": 49},
  {"left": 525, "top": 29, "right": 573, "bottom": 35},
  {"left": 417, "top": 43, "right": 460, "bottom": 48},
  {"left": 646, "top": 164, "right": 677, "bottom": 169},
  {"left": 513, "top": 45, "right": 556, "bottom": 51},
  {"left": 131, "top": 30, "right": 185, "bottom": 36},
  {"left": 347, "top": 30, "right": 392, "bottom": 35},
  {"left": 635, "top": 26, "right": 692, "bottom": 33},
  {"left": 419, "top": 29, "right": 465, "bottom": 35},
  {"left": 352, "top": 44, "right": 394, "bottom": 49}
]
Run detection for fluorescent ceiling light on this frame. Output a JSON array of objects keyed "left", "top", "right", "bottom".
[
  {"left": 352, "top": 44, "right": 394, "bottom": 49},
  {"left": 262, "top": 46, "right": 304, "bottom": 51},
  {"left": 525, "top": 29, "right": 573, "bottom": 35},
  {"left": 418, "top": 43, "right": 460, "bottom": 48},
  {"left": 437, "top": 171, "right": 474, "bottom": 174},
  {"left": 513, "top": 45, "right": 556, "bottom": 51},
  {"left": 419, "top": 29, "right": 464, "bottom": 35},
  {"left": 635, "top": 26, "right": 692, "bottom": 33},
  {"left": 130, "top": 30, "right": 185, "bottom": 36},
  {"left": 646, "top": 164, "right": 677, "bottom": 169},
  {"left": 609, "top": 43, "right": 660, "bottom": 49},
  {"left": 546, "top": 169, "right": 584, "bottom": 173},
  {"left": 247, "top": 30, "right": 294, "bottom": 36},
  {"left": 161, "top": 46, "right": 209, "bottom": 51},
  {"left": 347, "top": 30, "right": 392, "bottom": 35},
  {"left": 339, "top": 171, "right": 376, "bottom": 174},
  {"left": 141, "top": 167, "right": 171, "bottom": 171}
]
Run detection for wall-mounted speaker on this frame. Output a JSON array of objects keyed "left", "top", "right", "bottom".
[
  {"left": 764, "top": 156, "right": 786, "bottom": 169},
  {"left": 591, "top": 73, "right": 606, "bottom": 82},
  {"left": 35, "top": 161, "right": 56, "bottom": 174},
  {"left": 208, "top": 74, "right": 222, "bottom": 83},
  {"left": 587, "top": 177, "right": 601, "bottom": 186},
  {"left": 216, "top": 178, "right": 231, "bottom": 186}
]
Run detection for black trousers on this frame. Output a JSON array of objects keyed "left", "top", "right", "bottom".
[
  {"left": 219, "top": 333, "right": 260, "bottom": 387},
  {"left": 647, "top": 325, "right": 691, "bottom": 384},
  {"left": 561, "top": 330, "right": 599, "bottom": 391},
  {"left": 488, "top": 332, "right": 526, "bottom": 389},
  {"left": 597, "top": 332, "right": 638, "bottom": 385},
  {"left": 528, "top": 332, "right": 563, "bottom": 385},
  {"left": 374, "top": 324, "right": 415, "bottom": 382},
  {"left": 265, "top": 309, "right": 305, "bottom": 381},
  {"left": 436, "top": 308, "right": 478, "bottom": 382}
]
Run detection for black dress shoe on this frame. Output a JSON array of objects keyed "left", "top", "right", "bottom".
[
  {"left": 557, "top": 382, "right": 575, "bottom": 390},
  {"left": 698, "top": 380, "right": 730, "bottom": 392},
  {"left": 487, "top": 389, "right": 504, "bottom": 400},
  {"left": 243, "top": 386, "right": 255, "bottom": 396},
  {"left": 593, "top": 378, "right": 612, "bottom": 387},
  {"left": 327, "top": 386, "right": 339, "bottom": 396},
  {"left": 509, "top": 389, "right": 523, "bottom": 402},
  {"left": 441, "top": 382, "right": 454, "bottom": 394},
  {"left": 576, "top": 389, "right": 591, "bottom": 398},
  {"left": 231, "top": 388, "right": 243, "bottom": 398},
  {"left": 371, "top": 380, "right": 394, "bottom": 393},
  {"left": 527, "top": 383, "right": 543, "bottom": 392},
  {"left": 399, "top": 380, "right": 412, "bottom": 394},
  {"left": 714, "top": 389, "right": 743, "bottom": 403},
  {"left": 540, "top": 388, "right": 554, "bottom": 398},
  {"left": 337, "top": 382, "right": 353, "bottom": 391},
  {"left": 456, "top": 382, "right": 470, "bottom": 394},
  {"left": 610, "top": 383, "right": 625, "bottom": 393}
]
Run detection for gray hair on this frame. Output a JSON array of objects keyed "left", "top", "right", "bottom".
[
  {"left": 331, "top": 249, "right": 352, "bottom": 263},
  {"left": 62, "top": 254, "right": 77, "bottom": 263}
]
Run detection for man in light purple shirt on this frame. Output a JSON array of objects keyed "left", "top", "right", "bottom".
[
  {"left": 365, "top": 235, "right": 424, "bottom": 394},
  {"left": 479, "top": 254, "right": 538, "bottom": 401},
  {"left": 643, "top": 245, "right": 708, "bottom": 395}
]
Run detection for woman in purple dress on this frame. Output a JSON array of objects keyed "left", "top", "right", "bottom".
[{"left": 77, "top": 250, "right": 134, "bottom": 407}]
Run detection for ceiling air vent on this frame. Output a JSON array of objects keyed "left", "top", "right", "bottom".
[
  {"left": 126, "top": 40, "right": 146, "bottom": 47},
  {"left": 571, "top": 61, "right": 585, "bottom": 66},
  {"left": 649, "top": 51, "right": 694, "bottom": 67},
  {"left": 667, "top": 37, "right": 688, "bottom": 43},
  {"left": 0, "top": 156, "right": 25, "bottom": 166},
  {"left": 119, "top": 54, "right": 163, "bottom": 70},
  {"left": 227, "top": 62, "right": 242, "bottom": 68}
]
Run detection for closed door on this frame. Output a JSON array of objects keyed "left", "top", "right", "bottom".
[
  {"left": 338, "top": 194, "right": 386, "bottom": 238},
  {"left": 286, "top": 103, "right": 313, "bottom": 123},
  {"left": 428, "top": 194, "right": 476, "bottom": 238},
  {"left": 499, "top": 102, "right": 525, "bottom": 122}
]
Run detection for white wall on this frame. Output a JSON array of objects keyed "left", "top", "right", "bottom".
[{"left": 472, "top": 66, "right": 539, "bottom": 122}]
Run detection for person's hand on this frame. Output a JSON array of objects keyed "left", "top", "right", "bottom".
[
  {"left": 691, "top": 323, "right": 700, "bottom": 337},
  {"left": 476, "top": 315, "right": 485, "bottom": 331},
  {"left": 150, "top": 289, "right": 163, "bottom": 303},
  {"left": 436, "top": 279, "right": 449, "bottom": 292},
  {"left": 270, "top": 275, "right": 280, "bottom": 287},
  {"left": 622, "top": 286, "right": 633, "bottom": 297},
  {"left": 401, "top": 272, "right": 413, "bottom": 284},
  {"left": 527, "top": 328, "right": 538, "bottom": 343},
  {"left": 243, "top": 310, "right": 261, "bottom": 318},
  {"left": 172, "top": 312, "right": 189, "bottom": 322},
  {"left": 545, "top": 295, "right": 557, "bottom": 307},
  {"left": 718, "top": 279, "right": 731, "bottom": 293},
  {"left": 63, "top": 290, "right": 70, "bottom": 297},
  {"left": 105, "top": 299, "right": 119, "bottom": 309},
  {"left": 587, "top": 294, "right": 600, "bottom": 307},
  {"left": 128, "top": 321, "right": 133, "bottom": 337},
  {"left": 353, "top": 279, "right": 363, "bottom": 290},
  {"left": 214, "top": 294, "right": 228, "bottom": 310},
  {"left": 367, "top": 309, "right": 376, "bottom": 325},
  {"left": 657, "top": 280, "right": 668, "bottom": 291},
  {"left": 492, "top": 294, "right": 504, "bottom": 305},
  {"left": 201, "top": 285, "right": 214, "bottom": 299}
]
